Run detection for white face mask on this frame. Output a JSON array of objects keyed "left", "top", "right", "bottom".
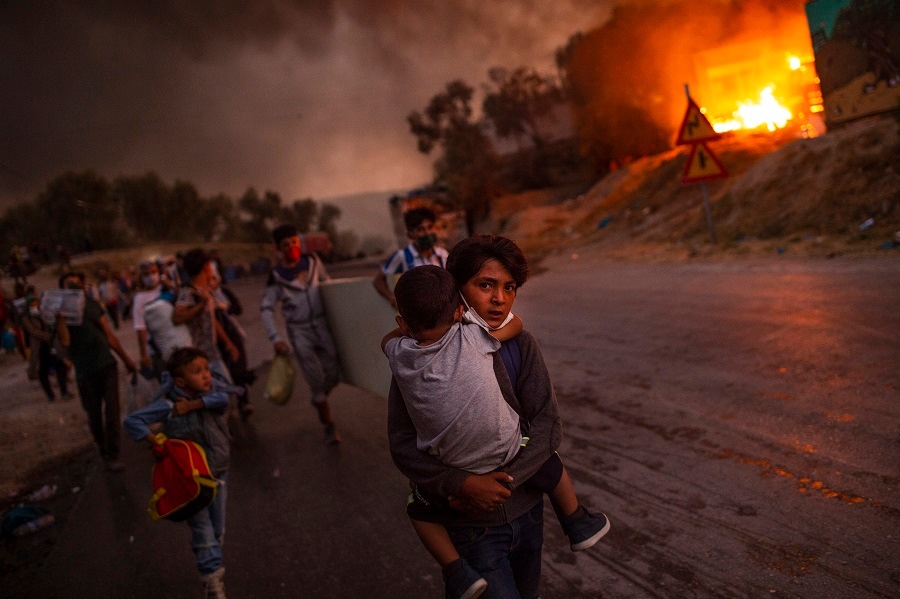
[
  {"left": 142, "top": 273, "right": 159, "bottom": 288},
  {"left": 460, "top": 294, "right": 514, "bottom": 331}
]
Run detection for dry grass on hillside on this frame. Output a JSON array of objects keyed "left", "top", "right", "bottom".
[{"left": 490, "top": 117, "right": 899, "bottom": 260}]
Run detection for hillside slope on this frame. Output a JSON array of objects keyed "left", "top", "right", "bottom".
[{"left": 489, "top": 117, "right": 899, "bottom": 260}]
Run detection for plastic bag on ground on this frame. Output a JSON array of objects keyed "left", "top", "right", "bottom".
[{"left": 264, "top": 354, "right": 295, "bottom": 405}]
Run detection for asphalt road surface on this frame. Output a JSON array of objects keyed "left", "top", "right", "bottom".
[{"left": 14, "top": 254, "right": 900, "bottom": 598}]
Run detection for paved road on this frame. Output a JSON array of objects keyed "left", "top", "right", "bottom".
[
  {"left": 15, "top": 254, "right": 900, "bottom": 598},
  {"left": 522, "top": 252, "right": 899, "bottom": 598}
]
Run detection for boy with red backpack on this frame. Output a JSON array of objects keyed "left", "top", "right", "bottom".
[{"left": 124, "top": 347, "right": 234, "bottom": 599}]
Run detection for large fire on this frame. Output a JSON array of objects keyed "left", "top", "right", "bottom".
[
  {"left": 696, "top": 50, "right": 823, "bottom": 137},
  {"left": 709, "top": 86, "right": 793, "bottom": 133}
]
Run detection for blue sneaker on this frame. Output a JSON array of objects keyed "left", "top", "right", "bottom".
[
  {"left": 565, "top": 508, "right": 610, "bottom": 552},
  {"left": 443, "top": 559, "right": 487, "bottom": 599}
]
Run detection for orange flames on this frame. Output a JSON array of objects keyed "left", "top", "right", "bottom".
[
  {"left": 709, "top": 86, "right": 793, "bottom": 133},
  {"left": 697, "top": 52, "right": 822, "bottom": 136}
]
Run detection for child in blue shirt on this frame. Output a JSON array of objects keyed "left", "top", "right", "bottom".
[{"left": 124, "top": 347, "right": 234, "bottom": 599}]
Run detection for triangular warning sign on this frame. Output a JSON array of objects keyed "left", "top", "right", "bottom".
[
  {"left": 676, "top": 98, "right": 720, "bottom": 145},
  {"left": 682, "top": 142, "right": 728, "bottom": 183}
]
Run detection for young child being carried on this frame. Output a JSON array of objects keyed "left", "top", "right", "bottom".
[
  {"left": 382, "top": 265, "right": 610, "bottom": 599},
  {"left": 123, "top": 347, "right": 234, "bottom": 599}
]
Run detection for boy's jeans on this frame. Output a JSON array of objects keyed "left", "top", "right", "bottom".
[
  {"left": 447, "top": 500, "right": 545, "bottom": 599},
  {"left": 187, "top": 473, "right": 227, "bottom": 573}
]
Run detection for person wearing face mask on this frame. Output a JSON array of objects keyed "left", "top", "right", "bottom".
[
  {"left": 20, "top": 292, "right": 72, "bottom": 402},
  {"left": 131, "top": 261, "right": 165, "bottom": 378},
  {"left": 96, "top": 269, "right": 121, "bottom": 330},
  {"left": 56, "top": 272, "right": 138, "bottom": 471},
  {"left": 373, "top": 207, "right": 449, "bottom": 309},
  {"left": 388, "top": 235, "right": 598, "bottom": 599},
  {"left": 158, "top": 256, "right": 182, "bottom": 294},
  {"left": 260, "top": 224, "right": 341, "bottom": 444}
]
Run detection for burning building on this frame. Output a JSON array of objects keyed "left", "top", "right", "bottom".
[
  {"left": 560, "top": 1, "right": 834, "bottom": 170},
  {"left": 692, "top": 38, "right": 823, "bottom": 136}
]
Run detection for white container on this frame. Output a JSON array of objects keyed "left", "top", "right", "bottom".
[
  {"left": 40, "top": 289, "right": 86, "bottom": 326},
  {"left": 319, "top": 276, "right": 397, "bottom": 399}
]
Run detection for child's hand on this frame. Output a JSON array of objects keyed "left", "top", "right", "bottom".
[
  {"left": 456, "top": 472, "right": 513, "bottom": 512},
  {"left": 172, "top": 397, "right": 195, "bottom": 416},
  {"left": 147, "top": 433, "right": 166, "bottom": 459}
]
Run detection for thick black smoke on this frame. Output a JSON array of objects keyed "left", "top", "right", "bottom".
[{"left": 0, "top": 0, "right": 613, "bottom": 208}]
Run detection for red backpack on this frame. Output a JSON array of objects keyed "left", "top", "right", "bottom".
[{"left": 147, "top": 434, "right": 218, "bottom": 522}]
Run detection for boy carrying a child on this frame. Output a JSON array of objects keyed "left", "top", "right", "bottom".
[{"left": 382, "top": 265, "right": 609, "bottom": 599}]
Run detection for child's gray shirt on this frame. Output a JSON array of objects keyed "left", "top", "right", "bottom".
[{"left": 384, "top": 322, "right": 521, "bottom": 474}]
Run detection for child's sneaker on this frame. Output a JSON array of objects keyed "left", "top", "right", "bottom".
[
  {"left": 564, "top": 507, "right": 610, "bottom": 552},
  {"left": 324, "top": 423, "right": 341, "bottom": 444},
  {"left": 443, "top": 559, "right": 487, "bottom": 599},
  {"left": 200, "top": 567, "right": 227, "bottom": 599}
]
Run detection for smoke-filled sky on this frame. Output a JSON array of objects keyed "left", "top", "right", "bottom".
[{"left": 0, "top": 0, "right": 616, "bottom": 210}]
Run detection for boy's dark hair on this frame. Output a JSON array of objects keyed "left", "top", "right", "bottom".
[
  {"left": 272, "top": 224, "right": 299, "bottom": 245},
  {"left": 167, "top": 347, "right": 208, "bottom": 378},
  {"left": 403, "top": 207, "right": 437, "bottom": 232},
  {"left": 182, "top": 248, "right": 209, "bottom": 278},
  {"left": 58, "top": 271, "right": 85, "bottom": 289},
  {"left": 446, "top": 235, "right": 529, "bottom": 289},
  {"left": 394, "top": 265, "right": 459, "bottom": 334}
]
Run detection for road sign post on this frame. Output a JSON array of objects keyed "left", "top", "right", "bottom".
[
  {"left": 677, "top": 84, "right": 727, "bottom": 246},
  {"left": 701, "top": 182, "right": 716, "bottom": 246}
]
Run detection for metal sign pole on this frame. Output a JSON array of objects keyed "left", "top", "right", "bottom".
[{"left": 701, "top": 182, "right": 716, "bottom": 246}]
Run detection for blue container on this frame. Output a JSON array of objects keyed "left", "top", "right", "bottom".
[{"left": 1, "top": 329, "right": 16, "bottom": 351}]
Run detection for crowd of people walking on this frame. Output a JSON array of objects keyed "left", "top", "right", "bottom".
[{"left": 1, "top": 210, "right": 609, "bottom": 599}]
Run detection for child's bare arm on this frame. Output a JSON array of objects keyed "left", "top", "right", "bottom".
[
  {"left": 381, "top": 327, "right": 403, "bottom": 352},
  {"left": 489, "top": 314, "right": 522, "bottom": 342}
]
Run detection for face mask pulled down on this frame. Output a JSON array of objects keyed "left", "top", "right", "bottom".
[
  {"left": 460, "top": 294, "right": 514, "bottom": 331},
  {"left": 142, "top": 273, "right": 160, "bottom": 289}
]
